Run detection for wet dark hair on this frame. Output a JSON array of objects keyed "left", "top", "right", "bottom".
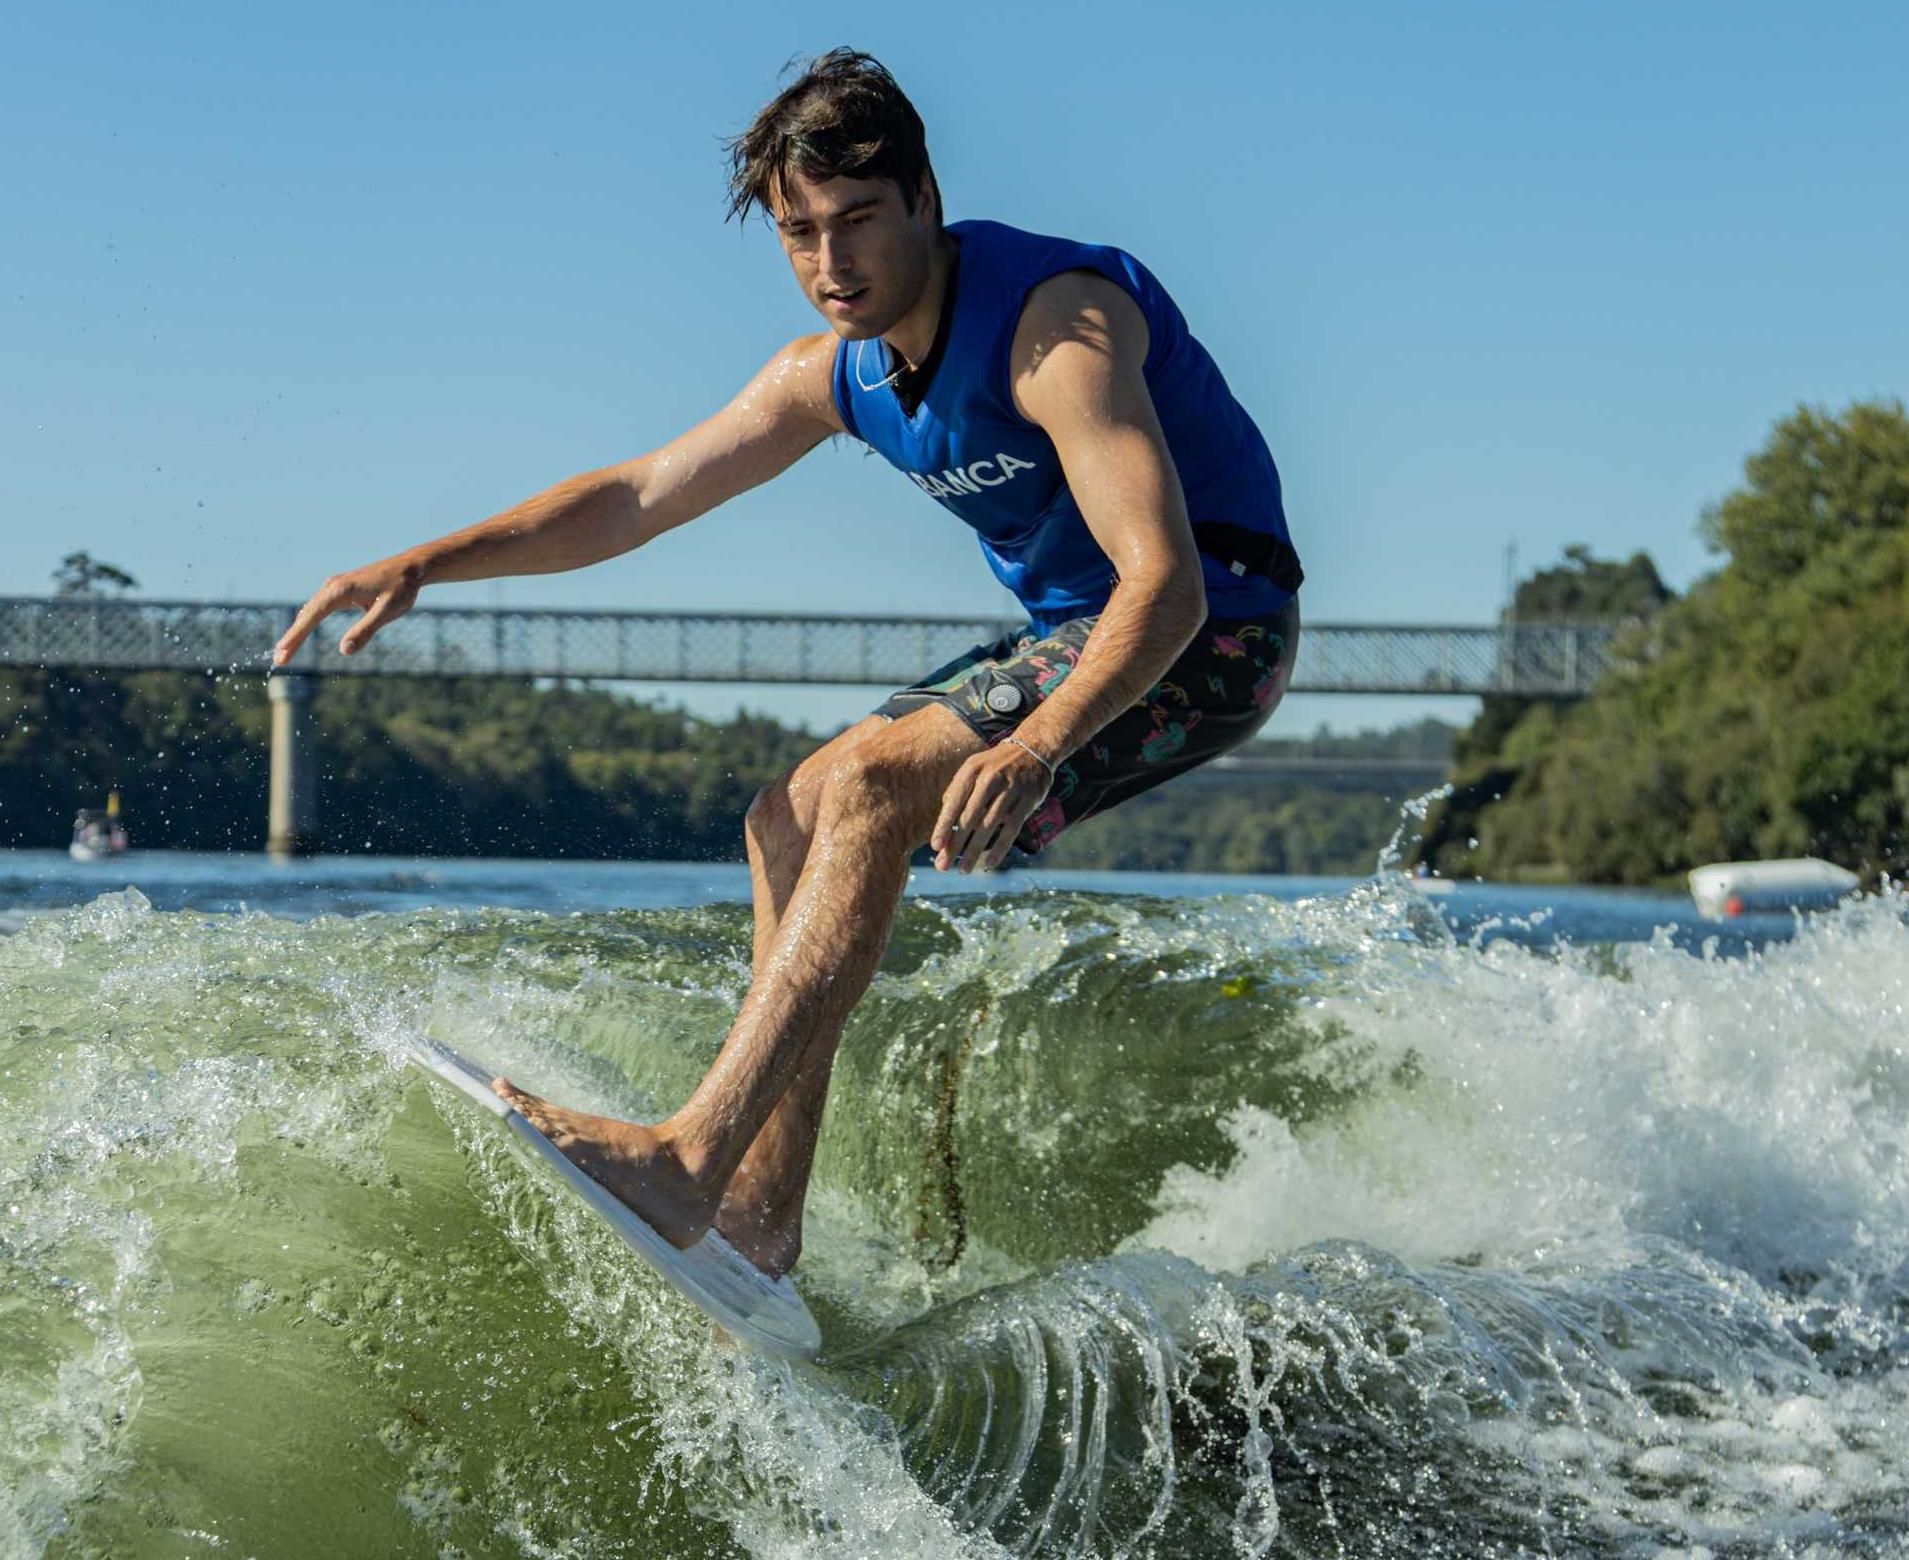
[{"left": 726, "top": 49, "right": 941, "bottom": 226}]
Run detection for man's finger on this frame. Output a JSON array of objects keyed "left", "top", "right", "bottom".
[
  {"left": 933, "top": 764, "right": 980, "bottom": 868},
  {"left": 273, "top": 586, "right": 342, "bottom": 666},
  {"left": 981, "top": 804, "right": 1032, "bottom": 872},
  {"left": 339, "top": 588, "right": 407, "bottom": 656},
  {"left": 943, "top": 810, "right": 981, "bottom": 872},
  {"left": 964, "top": 791, "right": 1021, "bottom": 873},
  {"left": 981, "top": 832, "right": 1015, "bottom": 873},
  {"left": 977, "top": 788, "right": 1018, "bottom": 834},
  {"left": 933, "top": 762, "right": 978, "bottom": 841},
  {"left": 943, "top": 775, "right": 1000, "bottom": 863},
  {"left": 951, "top": 781, "right": 1014, "bottom": 872}
]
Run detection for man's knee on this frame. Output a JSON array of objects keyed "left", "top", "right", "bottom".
[
  {"left": 745, "top": 772, "right": 797, "bottom": 856},
  {"left": 748, "top": 715, "right": 896, "bottom": 854},
  {"left": 818, "top": 723, "right": 963, "bottom": 841},
  {"left": 825, "top": 742, "right": 900, "bottom": 800}
]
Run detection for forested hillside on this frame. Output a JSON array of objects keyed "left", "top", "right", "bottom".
[
  {"left": 1416, "top": 400, "right": 1909, "bottom": 884},
  {"left": 0, "top": 668, "right": 1422, "bottom": 873}
]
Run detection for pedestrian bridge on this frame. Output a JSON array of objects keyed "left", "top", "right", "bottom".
[
  {"left": 0, "top": 596, "right": 1620, "bottom": 697},
  {"left": 1, "top": 595, "right": 1626, "bottom": 854}
]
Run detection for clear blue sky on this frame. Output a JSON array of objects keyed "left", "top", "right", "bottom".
[{"left": 4, "top": 2, "right": 1903, "bottom": 734}]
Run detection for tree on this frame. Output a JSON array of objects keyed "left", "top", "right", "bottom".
[
  {"left": 53, "top": 552, "right": 139, "bottom": 597},
  {"left": 1699, "top": 399, "right": 1909, "bottom": 588},
  {"left": 1427, "top": 399, "right": 1909, "bottom": 884},
  {"left": 1509, "top": 544, "right": 1672, "bottom": 622}
]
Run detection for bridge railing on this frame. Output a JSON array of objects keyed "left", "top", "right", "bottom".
[
  {"left": 0, "top": 596, "right": 1625, "bottom": 697},
  {"left": 1296, "top": 620, "right": 1616, "bottom": 697}
]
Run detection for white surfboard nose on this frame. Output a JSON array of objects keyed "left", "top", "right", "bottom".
[{"left": 408, "top": 1036, "right": 821, "bottom": 1360}]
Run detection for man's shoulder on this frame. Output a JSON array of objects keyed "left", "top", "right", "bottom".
[
  {"left": 776, "top": 331, "right": 841, "bottom": 369},
  {"left": 1009, "top": 270, "right": 1151, "bottom": 418},
  {"left": 1020, "top": 268, "right": 1136, "bottom": 323},
  {"left": 757, "top": 332, "right": 846, "bottom": 433}
]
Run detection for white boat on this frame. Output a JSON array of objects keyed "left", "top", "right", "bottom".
[
  {"left": 69, "top": 792, "right": 130, "bottom": 862},
  {"left": 1688, "top": 857, "right": 1857, "bottom": 918}
]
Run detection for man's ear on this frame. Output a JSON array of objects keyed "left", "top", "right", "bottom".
[{"left": 917, "top": 172, "right": 940, "bottom": 227}]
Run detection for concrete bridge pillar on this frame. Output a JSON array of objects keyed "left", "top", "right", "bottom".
[{"left": 267, "top": 673, "right": 319, "bottom": 857}]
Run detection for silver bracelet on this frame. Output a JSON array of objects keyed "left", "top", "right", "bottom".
[{"left": 1002, "top": 733, "right": 1058, "bottom": 781}]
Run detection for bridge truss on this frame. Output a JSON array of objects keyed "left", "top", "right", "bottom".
[{"left": 0, "top": 597, "right": 1622, "bottom": 698}]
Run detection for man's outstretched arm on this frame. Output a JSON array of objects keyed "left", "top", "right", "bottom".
[
  {"left": 932, "top": 270, "right": 1208, "bottom": 871},
  {"left": 272, "top": 334, "right": 843, "bottom": 665}
]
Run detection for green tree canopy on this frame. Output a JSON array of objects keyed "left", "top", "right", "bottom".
[
  {"left": 1699, "top": 399, "right": 1909, "bottom": 587},
  {"left": 1422, "top": 398, "right": 1909, "bottom": 885},
  {"left": 53, "top": 552, "right": 139, "bottom": 597},
  {"left": 1511, "top": 544, "right": 1673, "bottom": 622}
]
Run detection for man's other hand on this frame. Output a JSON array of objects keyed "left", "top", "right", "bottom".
[
  {"left": 272, "top": 558, "right": 424, "bottom": 667},
  {"left": 931, "top": 739, "right": 1054, "bottom": 874}
]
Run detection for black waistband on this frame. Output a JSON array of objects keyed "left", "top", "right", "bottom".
[{"left": 1192, "top": 522, "right": 1305, "bottom": 594}]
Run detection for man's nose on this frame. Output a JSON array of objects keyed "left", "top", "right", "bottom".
[{"left": 817, "top": 228, "right": 854, "bottom": 280}]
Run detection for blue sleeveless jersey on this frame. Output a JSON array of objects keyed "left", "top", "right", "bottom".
[{"left": 831, "top": 219, "right": 1299, "bottom": 634}]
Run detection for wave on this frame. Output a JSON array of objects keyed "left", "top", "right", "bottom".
[{"left": 2, "top": 882, "right": 1905, "bottom": 1557}]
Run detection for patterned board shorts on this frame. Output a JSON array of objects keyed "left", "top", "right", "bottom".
[{"left": 874, "top": 595, "right": 1300, "bottom": 855}]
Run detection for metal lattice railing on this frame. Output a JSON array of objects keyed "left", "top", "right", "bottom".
[
  {"left": 1296, "top": 620, "right": 1621, "bottom": 696},
  {"left": 0, "top": 596, "right": 1624, "bottom": 696}
]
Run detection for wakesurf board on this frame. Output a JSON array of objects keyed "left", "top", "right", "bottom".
[{"left": 407, "top": 1036, "right": 821, "bottom": 1360}]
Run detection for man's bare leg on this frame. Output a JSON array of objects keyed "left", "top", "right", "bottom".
[
  {"left": 493, "top": 706, "right": 983, "bottom": 1265},
  {"left": 712, "top": 716, "right": 886, "bottom": 1274},
  {"left": 740, "top": 718, "right": 890, "bottom": 972}
]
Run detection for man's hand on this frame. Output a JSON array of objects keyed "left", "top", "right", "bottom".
[
  {"left": 931, "top": 740, "right": 1054, "bottom": 874},
  {"left": 264, "top": 334, "right": 844, "bottom": 672},
  {"left": 272, "top": 557, "right": 424, "bottom": 667}
]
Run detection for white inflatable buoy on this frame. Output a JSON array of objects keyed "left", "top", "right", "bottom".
[{"left": 1687, "top": 858, "right": 1858, "bottom": 919}]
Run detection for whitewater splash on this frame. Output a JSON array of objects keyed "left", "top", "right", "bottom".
[{"left": 2, "top": 879, "right": 1906, "bottom": 1557}]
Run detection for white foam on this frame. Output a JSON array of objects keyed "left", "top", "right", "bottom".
[
  {"left": 1123, "top": 892, "right": 1909, "bottom": 1548},
  {"left": 1131, "top": 896, "right": 1909, "bottom": 1288}
]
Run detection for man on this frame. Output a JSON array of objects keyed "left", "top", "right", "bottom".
[{"left": 272, "top": 50, "right": 1303, "bottom": 1279}]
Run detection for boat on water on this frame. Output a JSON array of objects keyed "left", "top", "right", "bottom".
[
  {"left": 70, "top": 791, "right": 130, "bottom": 862},
  {"left": 1688, "top": 856, "right": 1857, "bottom": 918}
]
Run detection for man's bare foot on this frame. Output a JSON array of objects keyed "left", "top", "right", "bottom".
[
  {"left": 491, "top": 1079, "right": 721, "bottom": 1250},
  {"left": 714, "top": 1163, "right": 806, "bottom": 1280}
]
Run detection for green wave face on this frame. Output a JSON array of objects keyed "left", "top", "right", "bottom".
[{"left": 4, "top": 886, "right": 1907, "bottom": 1558}]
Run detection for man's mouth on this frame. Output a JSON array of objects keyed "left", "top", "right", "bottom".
[{"left": 822, "top": 285, "right": 869, "bottom": 312}]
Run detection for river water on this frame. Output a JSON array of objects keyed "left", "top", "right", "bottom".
[{"left": 3, "top": 850, "right": 1905, "bottom": 1558}]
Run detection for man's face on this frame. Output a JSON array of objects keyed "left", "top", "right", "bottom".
[{"left": 772, "top": 169, "right": 936, "bottom": 341}]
